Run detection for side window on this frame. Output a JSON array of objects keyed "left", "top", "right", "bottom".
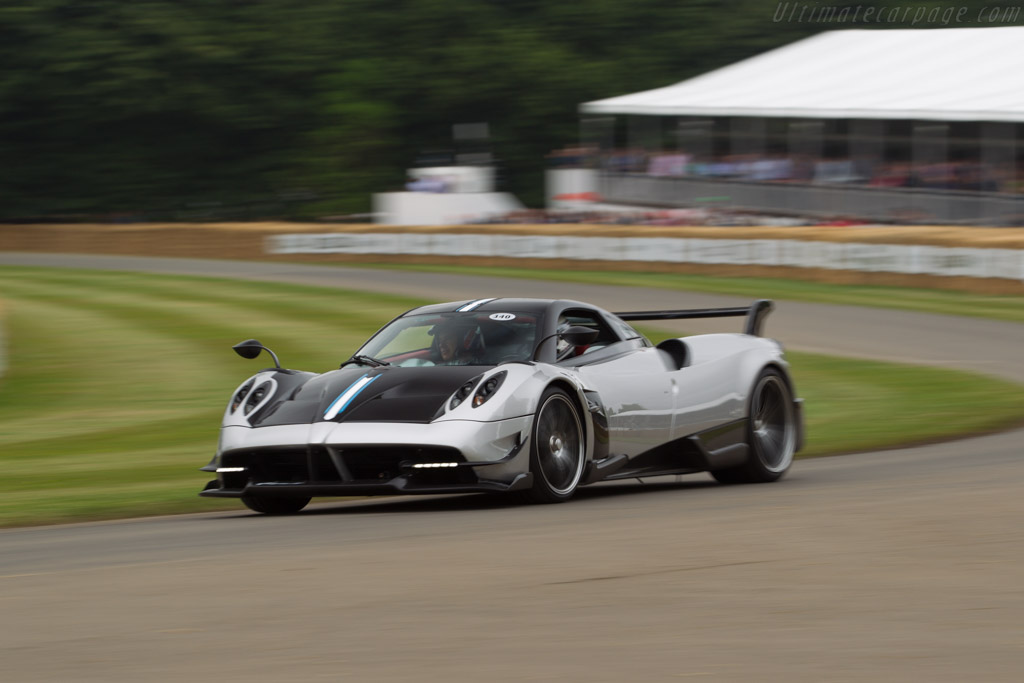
[
  {"left": 610, "top": 317, "right": 644, "bottom": 341},
  {"left": 556, "top": 308, "right": 619, "bottom": 361}
]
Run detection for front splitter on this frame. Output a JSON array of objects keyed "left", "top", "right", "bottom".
[{"left": 200, "top": 472, "right": 534, "bottom": 498}]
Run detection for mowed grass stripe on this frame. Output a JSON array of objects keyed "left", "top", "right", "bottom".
[
  {"left": 0, "top": 266, "right": 418, "bottom": 330},
  {"left": 2, "top": 414, "right": 216, "bottom": 462},
  {"left": 0, "top": 298, "right": 233, "bottom": 442},
  {"left": 2, "top": 441, "right": 212, "bottom": 489},
  {"left": 0, "top": 271, "right": 388, "bottom": 349},
  {"left": 0, "top": 276, "right": 356, "bottom": 369},
  {"left": 0, "top": 270, "right": 422, "bottom": 385}
]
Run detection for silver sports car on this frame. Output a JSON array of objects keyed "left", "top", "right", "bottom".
[{"left": 200, "top": 297, "right": 803, "bottom": 513}]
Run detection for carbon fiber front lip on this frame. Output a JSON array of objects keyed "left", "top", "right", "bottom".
[{"left": 200, "top": 472, "right": 533, "bottom": 498}]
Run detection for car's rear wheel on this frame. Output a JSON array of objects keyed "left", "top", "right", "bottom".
[
  {"left": 240, "top": 495, "right": 311, "bottom": 514},
  {"left": 523, "top": 387, "right": 585, "bottom": 503},
  {"left": 712, "top": 368, "right": 795, "bottom": 484}
]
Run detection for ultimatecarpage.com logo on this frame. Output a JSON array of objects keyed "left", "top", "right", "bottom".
[{"left": 772, "top": 3, "right": 1021, "bottom": 25}]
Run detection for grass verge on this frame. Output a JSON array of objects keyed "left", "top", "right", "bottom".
[{"left": 1, "top": 265, "right": 1022, "bottom": 528}]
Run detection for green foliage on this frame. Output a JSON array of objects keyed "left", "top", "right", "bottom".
[{"left": 0, "top": 0, "right": 1019, "bottom": 218}]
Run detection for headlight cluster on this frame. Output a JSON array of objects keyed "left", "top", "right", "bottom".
[
  {"left": 229, "top": 376, "right": 277, "bottom": 419},
  {"left": 449, "top": 378, "right": 479, "bottom": 410},
  {"left": 447, "top": 371, "right": 508, "bottom": 411},
  {"left": 231, "top": 380, "right": 255, "bottom": 412},
  {"left": 245, "top": 382, "right": 270, "bottom": 413},
  {"left": 472, "top": 371, "right": 506, "bottom": 408}
]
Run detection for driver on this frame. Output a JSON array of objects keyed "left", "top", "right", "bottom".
[{"left": 432, "top": 320, "right": 484, "bottom": 365}]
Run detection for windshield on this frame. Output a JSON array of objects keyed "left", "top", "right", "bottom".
[{"left": 356, "top": 311, "right": 539, "bottom": 366}]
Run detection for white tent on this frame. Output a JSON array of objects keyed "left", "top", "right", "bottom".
[{"left": 580, "top": 27, "right": 1024, "bottom": 122}]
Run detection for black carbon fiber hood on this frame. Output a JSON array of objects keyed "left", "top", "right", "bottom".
[{"left": 251, "top": 365, "right": 489, "bottom": 426}]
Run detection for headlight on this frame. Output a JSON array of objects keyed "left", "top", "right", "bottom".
[
  {"left": 472, "top": 371, "right": 507, "bottom": 408},
  {"left": 245, "top": 381, "right": 272, "bottom": 414},
  {"left": 449, "top": 377, "right": 480, "bottom": 410},
  {"left": 231, "top": 379, "right": 255, "bottom": 412}
]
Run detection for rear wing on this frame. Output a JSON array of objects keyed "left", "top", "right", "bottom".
[{"left": 613, "top": 299, "right": 774, "bottom": 337}]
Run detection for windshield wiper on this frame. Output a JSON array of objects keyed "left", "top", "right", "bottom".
[{"left": 341, "top": 354, "right": 391, "bottom": 368}]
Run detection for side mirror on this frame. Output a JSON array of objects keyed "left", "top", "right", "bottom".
[
  {"left": 560, "top": 325, "right": 599, "bottom": 347},
  {"left": 232, "top": 339, "right": 264, "bottom": 360},
  {"left": 232, "top": 339, "right": 282, "bottom": 369},
  {"left": 531, "top": 325, "right": 601, "bottom": 361}
]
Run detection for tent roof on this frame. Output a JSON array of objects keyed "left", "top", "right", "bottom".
[{"left": 580, "top": 27, "right": 1024, "bottom": 122}]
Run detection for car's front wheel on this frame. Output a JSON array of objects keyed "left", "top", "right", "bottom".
[
  {"left": 712, "top": 367, "right": 796, "bottom": 484},
  {"left": 523, "top": 386, "right": 586, "bottom": 503},
  {"left": 240, "top": 495, "right": 311, "bottom": 515}
]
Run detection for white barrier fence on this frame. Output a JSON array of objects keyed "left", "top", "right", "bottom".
[{"left": 267, "top": 233, "right": 1024, "bottom": 282}]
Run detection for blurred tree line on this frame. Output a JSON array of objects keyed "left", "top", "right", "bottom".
[{"left": 0, "top": 0, "right": 1015, "bottom": 220}]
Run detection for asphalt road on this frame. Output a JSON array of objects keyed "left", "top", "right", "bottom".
[{"left": 2, "top": 253, "right": 1023, "bottom": 681}]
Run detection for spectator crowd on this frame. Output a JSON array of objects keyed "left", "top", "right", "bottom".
[
  {"left": 464, "top": 207, "right": 862, "bottom": 227},
  {"left": 550, "top": 147, "right": 1019, "bottom": 194}
]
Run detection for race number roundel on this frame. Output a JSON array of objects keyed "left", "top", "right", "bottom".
[{"left": 489, "top": 313, "right": 516, "bottom": 321}]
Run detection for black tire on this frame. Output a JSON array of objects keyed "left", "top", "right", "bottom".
[
  {"left": 522, "top": 387, "right": 586, "bottom": 504},
  {"left": 240, "top": 495, "right": 311, "bottom": 515},
  {"left": 709, "top": 467, "right": 748, "bottom": 485},
  {"left": 711, "top": 367, "right": 796, "bottom": 484}
]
